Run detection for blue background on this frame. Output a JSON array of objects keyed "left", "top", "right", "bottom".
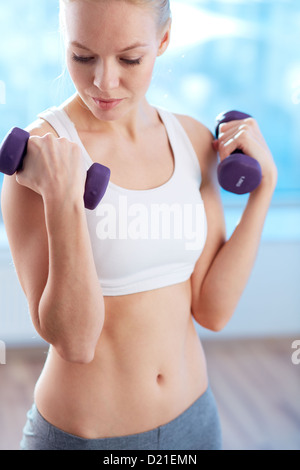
[{"left": 1, "top": 0, "right": 300, "bottom": 206}]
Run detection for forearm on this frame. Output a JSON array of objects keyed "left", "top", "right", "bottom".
[
  {"left": 39, "top": 198, "right": 105, "bottom": 363},
  {"left": 193, "top": 177, "right": 276, "bottom": 331}
]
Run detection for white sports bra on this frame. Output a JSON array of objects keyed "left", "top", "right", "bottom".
[{"left": 38, "top": 105, "right": 207, "bottom": 296}]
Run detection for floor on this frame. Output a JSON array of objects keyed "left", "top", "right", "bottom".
[
  {"left": 203, "top": 336, "right": 300, "bottom": 450},
  {"left": 0, "top": 336, "right": 299, "bottom": 451}
]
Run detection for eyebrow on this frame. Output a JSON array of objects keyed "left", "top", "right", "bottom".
[{"left": 71, "top": 41, "right": 149, "bottom": 53}]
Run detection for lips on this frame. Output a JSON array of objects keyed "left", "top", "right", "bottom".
[{"left": 92, "top": 97, "right": 124, "bottom": 111}]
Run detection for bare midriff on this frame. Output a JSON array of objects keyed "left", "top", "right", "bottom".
[{"left": 34, "top": 280, "right": 208, "bottom": 439}]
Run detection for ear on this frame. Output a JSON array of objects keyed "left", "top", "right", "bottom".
[{"left": 157, "top": 19, "right": 172, "bottom": 57}]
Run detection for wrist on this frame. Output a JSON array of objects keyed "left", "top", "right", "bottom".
[
  {"left": 262, "top": 156, "right": 278, "bottom": 187},
  {"left": 256, "top": 161, "right": 278, "bottom": 192},
  {"left": 43, "top": 192, "right": 85, "bottom": 232},
  {"left": 42, "top": 189, "right": 84, "bottom": 214},
  {"left": 249, "top": 167, "right": 277, "bottom": 206}
]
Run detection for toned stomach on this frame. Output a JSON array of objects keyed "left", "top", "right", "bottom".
[{"left": 34, "top": 280, "right": 208, "bottom": 439}]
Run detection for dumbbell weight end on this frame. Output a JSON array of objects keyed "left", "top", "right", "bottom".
[
  {"left": 84, "top": 163, "right": 111, "bottom": 210},
  {"left": 0, "top": 127, "right": 29, "bottom": 175},
  {"left": 217, "top": 151, "right": 262, "bottom": 195}
]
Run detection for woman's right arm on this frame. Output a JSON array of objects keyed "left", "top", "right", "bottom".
[{"left": 1, "top": 120, "right": 105, "bottom": 363}]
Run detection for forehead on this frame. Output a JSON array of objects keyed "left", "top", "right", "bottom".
[{"left": 63, "top": 1, "right": 158, "bottom": 50}]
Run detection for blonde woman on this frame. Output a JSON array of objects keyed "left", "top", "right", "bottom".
[{"left": 2, "top": 0, "right": 277, "bottom": 450}]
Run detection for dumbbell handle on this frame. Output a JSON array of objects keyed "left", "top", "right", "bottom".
[
  {"left": 215, "top": 110, "right": 262, "bottom": 194},
  {"left": 0, "top": 127, "right": 110, "bottom": 210}
]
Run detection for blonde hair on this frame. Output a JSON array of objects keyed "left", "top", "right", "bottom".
[{"left": 59, "top": 0, "right": 171, "bottom": 32}]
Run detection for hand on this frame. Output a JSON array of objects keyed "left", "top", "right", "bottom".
[
  {"left": 213, "top": 117, "right": 277, "bottom": 189},
  {"left": 16, "top": 133, "right": 86, "bottom": 205}
]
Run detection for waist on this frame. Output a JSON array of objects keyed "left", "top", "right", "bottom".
[{"left": 34, "top": 282, "right": 208, "bottom": 438}]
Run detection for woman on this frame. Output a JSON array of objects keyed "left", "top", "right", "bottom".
[{"left": 1, "top": 0, "right": 277, "bottom": 450}]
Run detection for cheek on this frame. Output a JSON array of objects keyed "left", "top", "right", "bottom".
[
  {"left": 131, "top": 59, "right": 156, "bottom": 92},
  {"left": 144, "top": 60, "right": 156, "bottom": 84},
  {"left": 66, "top": 58, "right": 80, "bottom": 84},
  {"left": 66, "top": 55, "right": 91, "bottom": 88}
]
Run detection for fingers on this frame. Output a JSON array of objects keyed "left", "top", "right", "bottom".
[
  {"left": 16, "top": 132, "right": 85, "bottom": 199},
  {"left": 216, "top": 118, "right": 262, "bottom": 161},
  {"left": 213, "top": 116, "right": 277, "bottom": 186}
]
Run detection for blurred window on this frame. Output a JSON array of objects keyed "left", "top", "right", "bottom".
[{"left": 1, "top": 0, "right": 299, "bottom": 236}]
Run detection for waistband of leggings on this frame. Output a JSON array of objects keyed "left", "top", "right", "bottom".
[{"left": 30, "top": 384, "right": 213, "bottom": 441}]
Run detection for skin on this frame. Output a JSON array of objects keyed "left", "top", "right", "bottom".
[{"left": 1, "top": 0, "right": 277, "bottom": 439}]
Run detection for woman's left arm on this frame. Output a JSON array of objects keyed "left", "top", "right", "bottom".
[{"left": 188, "top": 116, "right": 278, "bottom": 332}]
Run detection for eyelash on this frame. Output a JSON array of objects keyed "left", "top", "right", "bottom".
[
  {"left": 71, "top": 54, "right": 142, "bottom": 67},
  {"left": 72, "top": 54, "right": 93, "bottom": 63},
  {"left": 122, "top": 58, "right": 142, "bottom": 66}
]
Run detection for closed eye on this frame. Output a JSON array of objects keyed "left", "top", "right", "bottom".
[
  {"left": 71, "top": 54, "right": 95, "bottom": 63},
  {"left": 120, "top": 57, "right": 142, "bottom": 66},
  {"left": 71, "top": 53, "right": 142, "bottom": 66}
]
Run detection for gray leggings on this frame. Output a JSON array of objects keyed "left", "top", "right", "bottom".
[{"left": 20, "top": 385, "right": 222, "bottom": 450}]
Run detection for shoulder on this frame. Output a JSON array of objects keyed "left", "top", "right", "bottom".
[
  {"left": 174, "top": 113, "right": 213, "bottom": 143},
  {"left": 25, "top": 117, "right": 59, "bottom": 138},
  {"left": 174, "top": 113, "right": 218, "bottom": 184}
]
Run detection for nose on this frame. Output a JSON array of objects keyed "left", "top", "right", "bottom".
[{"left": 93, "top": 59, "right": 120, "bottom": 92}]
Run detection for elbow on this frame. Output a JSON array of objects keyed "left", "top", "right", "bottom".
[
  {"left": 54, "top": 342, "right": 96, "bottom": 364},
  {"left": 38, "top": 325, "right": 100, "bottom": 364},
  {"left": 52, "top": 325, "right": 104, "bottom": 364},
  {"left": 197, "top": 318, "right": 227, "bottom": 333},
  {"left": 42, "top": 325, "right": 102, "bottom": 365},
  {"left": 55, "top": 316, "right": 104, "bottom": 364},
  {"left": 64, "top": 351, "right": 96, "bottom": 365},
  {"left": 206, "top": 319, "right": 227, "bottom": 333},
  {"left": 192, "top": 306, "right": 231, "bottom": 333},
  {"left": 37, "top": 303, "right": 105, "bottom": 365}
]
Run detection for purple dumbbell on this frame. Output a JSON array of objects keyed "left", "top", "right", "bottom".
[
  {"left": 0, "top": 127, "right": 110, "bottom": 210},
  {"left": 215, "top": 110, "right": 262, "bottom": 194}
]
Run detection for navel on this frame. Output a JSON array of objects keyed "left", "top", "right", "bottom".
[{"left": 156, "top": 373, "right": 164, "bottom": 384}]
